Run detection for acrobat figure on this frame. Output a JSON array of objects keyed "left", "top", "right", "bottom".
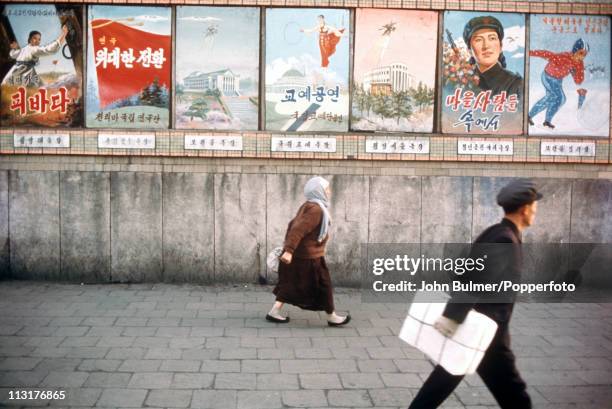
[
  {"left": 528, "top": 39, "right": 589, "bottom": 129},
  {"left": 1, "top": 26, "right": 68, "bottom": 87},
  {"left": 301, "top": 15, "right": 345, "bottom": 68}
]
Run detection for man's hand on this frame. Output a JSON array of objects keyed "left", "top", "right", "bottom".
[
  {"left": 280, "top": 251, "right": 293, "bottom": 265},
  {"left": 9, "top": 41, "right": 18, "bottom": 50},
  {"left": 577, "top": 88, "right": 587, "bottom": 96},
  {"left": 434, "top": 316, "right": 459, "bottom": 338}
]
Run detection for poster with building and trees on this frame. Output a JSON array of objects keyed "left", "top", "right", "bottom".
[
  {"left": 351, "top": 9, "right": 437, "bottom": 132},
  {"left": 176, "top": 6, "right": 259, "bottom": 130}
]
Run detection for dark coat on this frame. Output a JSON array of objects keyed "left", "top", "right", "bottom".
[
  {"left": 283, "top": 202, "right": 329, "bottom": 259},
  {"left": 476, "top": 63, "right": 523, "bottom": 98},
  {"left": 443, "top": 218, "right": 523, "bottom": 324}
]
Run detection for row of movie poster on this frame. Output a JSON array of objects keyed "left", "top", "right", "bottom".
[{"left": 1, "top": 5, "right": 610, "bottom": 138}]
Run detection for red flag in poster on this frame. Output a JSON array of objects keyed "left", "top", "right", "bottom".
[{"left": 91, "top": 19, "right": 171, "bottom": 108}]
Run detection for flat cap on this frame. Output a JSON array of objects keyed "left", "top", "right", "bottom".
[
  {"left": 497, "top": 179, "right": 543, "bottom": 208},
  {"left": 463, "top": 15, "right": 504, "bottom": 45}
]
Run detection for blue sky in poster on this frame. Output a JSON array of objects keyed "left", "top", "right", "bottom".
[
  {"left": 266, "top": 8, "right": 349, "bottom": 84},
  {"left": 88, "top": 5, "right": 170, "bottom": 35},
  {"left": 176, "top": 6, "right": 259, "bottom": 82},
  {"left": 529, "top": 15, "right": 610, "bottom": 76},
  {"left": 4, "top": 4, "right": 75, "bottom": 75},
  {"left": 444, "top": 11, "right": 525, "bottom": 76}
]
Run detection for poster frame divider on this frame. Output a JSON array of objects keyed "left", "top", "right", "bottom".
[{"left": 347, "top": 6, "right": 355, "bottom": 134}]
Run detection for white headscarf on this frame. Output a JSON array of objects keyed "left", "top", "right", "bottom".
[{"left": 304, "top": 176, "right": 331, "bottom": 243}]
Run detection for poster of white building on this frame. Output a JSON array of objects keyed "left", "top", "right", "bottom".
[
  {"left": 175, "top": 6, "right": 259, "bottom": 130},
  {"left": 352, "top": 9, "right": 437, "bottom": 132}
]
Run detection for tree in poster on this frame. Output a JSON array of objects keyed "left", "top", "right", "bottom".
[
  {"left": 390, "top": 91, "right": 413, "bottom": 125},
  {"left": 185, "top": 98, "right": 209, "bottom": 121}
]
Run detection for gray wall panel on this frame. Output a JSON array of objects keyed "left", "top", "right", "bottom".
[
  {"left": 110, "top": 172, "right": 163, "bottom": 282},
  {"left": 60, "top": 171, "right": 111, "bottom": 282},
  {"left": 0, "top": 171, "right": 9, "bottom": 278},
  {"left": 369, "top": 176, "right": 421, "bottom": 244},
  {"left": 325, "top": 175, "right": 369, "bottom": 285},
  {"left": 214, "top": 173, "right": 266, "bottom": 282},
  {"left": 422, "top": 176, "right": 472, "bottom": 243},
  {"left": 162, "top": 172, "right": 215, "bottom": 283},
  {"left": 9, "top": 171, "right": 60, "bottom": 280}
]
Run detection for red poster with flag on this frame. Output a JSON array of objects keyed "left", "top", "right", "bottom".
[{"left": 91, "top": 19, "right": 171, "bottom": 109}]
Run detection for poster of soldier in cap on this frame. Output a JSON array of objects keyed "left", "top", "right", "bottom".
[
  {"left": 351, "top": 9, "right": 437, "bottom": 133},
  {"left": 0, "top": 3, "right": 83, "bottom": 127},
  {"left": 265, "top": 8, "right": 350, "bottom": 132},
  {"left": 441, "top": 11, "right": 525, "bottom": 135},
  {"left": 528, "top": 15, "right": 610, "bottom": 137}
]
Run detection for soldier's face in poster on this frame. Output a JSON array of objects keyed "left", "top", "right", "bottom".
[
  {"left": 441, "top": 11, "right": 525, "bottom": 135},
  {"left": 469, "top": 29, "right": 502, "bottom": 71}
]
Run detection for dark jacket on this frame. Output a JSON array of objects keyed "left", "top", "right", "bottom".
[
  {"left": 283, "top": 202, "right": 329, "bottom": 259},
  {"left": 476, "top": 63, "right": 523, "bottom": 98},
  {"left": 443, "top": 218, "right": 522, "bottom": 324}
]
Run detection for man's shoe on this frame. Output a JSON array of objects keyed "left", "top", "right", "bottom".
[
  {"left": 543, "top": 121, "right": 555, "bottom": 129},
  {"left": 328, "top": 314, "right": 351, "bottom": 327},
  {"left": 528, "top": 116, "right": 534, "bottom": 126},
  {"left": 266, "top": 314, "right": 290, "bottom": 323}
]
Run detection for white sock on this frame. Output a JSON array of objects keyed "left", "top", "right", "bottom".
[
  {"left": 327, "top": 312, "right": 346, "bottom": 324},
  {"left": 268, "top": 306, "right": 287, "bottom": 320}
]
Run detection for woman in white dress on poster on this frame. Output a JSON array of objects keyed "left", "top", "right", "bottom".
[{"left": 2, "top": 25, "right": 68, "bottom": 87}]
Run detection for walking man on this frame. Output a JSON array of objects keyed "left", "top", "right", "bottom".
[{"left": 408, "top": 179, "right": 542, "bottom": 409}]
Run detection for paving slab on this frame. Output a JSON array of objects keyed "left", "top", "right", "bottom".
[{"left": 0, "top": 281, "right": 610, "bottom": 409}]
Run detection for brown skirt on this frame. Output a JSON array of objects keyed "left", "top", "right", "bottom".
[{"left": 273, "top": 257, "right": 335, "bottom": 314}]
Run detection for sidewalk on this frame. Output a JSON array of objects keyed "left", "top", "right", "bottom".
[{"left": 0, "top": 281, "right": 611, "bottom": 409}]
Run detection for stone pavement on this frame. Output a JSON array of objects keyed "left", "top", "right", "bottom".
[{"left": 0, "top": 281, "right": 611, "bottom": 409}]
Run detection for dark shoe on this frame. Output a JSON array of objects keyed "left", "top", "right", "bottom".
[
  {"left": 528, "top": 116, "right": 534, "bottom": 126},
  {"left": 265, "top": 314, "right": 290, "bottom": 324},
  {"left": 543, "top": 121, "right": 555, "bottom": 129},
  {"left": 328, "top": 314, "right": 351, "bottom": 327}
]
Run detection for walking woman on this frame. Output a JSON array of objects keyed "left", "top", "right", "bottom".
[{"left": 266, "top": 176, "right": 350, "bottom": 326}]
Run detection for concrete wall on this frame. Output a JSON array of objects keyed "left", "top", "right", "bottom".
[{"left": 0, "top": 159, "right": 611, "bottom": 286}]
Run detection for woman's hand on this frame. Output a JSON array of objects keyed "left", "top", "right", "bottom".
[
  {"left": 59, "top": 25, "right": 69, "bottom": 43},
  {"left": 9, "top": 41, "right": 18, "bottom": 50},
  {"left": 280, "top": 251, "right": 293, "bottom": 265}
]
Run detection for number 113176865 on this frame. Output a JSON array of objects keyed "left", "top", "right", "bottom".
[{"left": 9, "top": 390, "right": 66, "bottom": 400}]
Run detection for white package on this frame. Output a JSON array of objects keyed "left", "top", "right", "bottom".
[{"left": 399, "top": 301, "right": 498, "bottom": 375}]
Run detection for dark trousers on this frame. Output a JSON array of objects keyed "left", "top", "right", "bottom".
[{"left": 408, "top": 324, "right": 531, "bottom": 409}]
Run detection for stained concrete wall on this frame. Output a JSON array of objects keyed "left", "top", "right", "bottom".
[
  {"left": 111, "top": 172, "right": 163, "bottom": 282},
  {"left": 215, "top": 173, "right": 266, "bottom": 283},
  {"left": 0, "top": 171, "right": 8, "bottom": 279},
  {"left": 0, "top": 171, "right": 610, "bottom": 285},
  {"left": 162, "top": 173, "right": 214, "bottom": 283},
  {"left": 60, "top": 171, "right": 111, "bottom": 282},
  {"left": 9, "top": 171, "right": 61, "bottom": 280}
]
